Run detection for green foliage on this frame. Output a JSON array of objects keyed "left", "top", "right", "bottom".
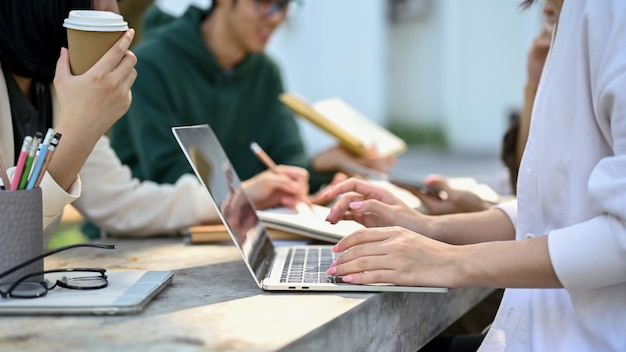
[
  {"left": 387, "top": 122, "right": 448, "bottom": 148},
  {"left": 47, "top": 223, "right": 88, "bottom": 250}
]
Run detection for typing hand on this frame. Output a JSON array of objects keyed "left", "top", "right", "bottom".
[
  {"left": 309, "top": 172, "right": 348, "bottom": 206},
  {"left": 326, "top": 226, "right": 455, "bottom": 287},
  {"left": 322, "top": 177, "right": 423, "bottom": 231}
]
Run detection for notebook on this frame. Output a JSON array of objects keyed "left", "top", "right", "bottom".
[
  {"left": 256, "top": 202, "right": 365, "bottom": 243},
  {"left": 279, "top": 93, "right": 407, "bottom": 157},
  {"left": 0, "top": 270, "right": 173, "bottom": 315},
  {"left": 172, "top": 124, "right": 447, "bottom": 293}
]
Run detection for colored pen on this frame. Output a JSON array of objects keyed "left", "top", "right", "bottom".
[
  {"left": 26, "top": 128, "right": 55, "bottom": 190},
  {"left": 18, "top": 132, "right": 42, "bottom": 190},
  {"left": 0, "top": 152, "right": 11, "bottom": 190},
  {"left": 10, "top": 136, "right": 33, "bottom": 190},
  {"left": 33, "top": 133, "right": 61, "bottom": 189},
  {"left": 250, "top": 141, "right": 314, "bottom": 209}
]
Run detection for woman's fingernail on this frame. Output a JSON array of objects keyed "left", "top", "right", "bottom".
[
  {"left": 349, "top": 202, "right": 362, "bottom": 210},
  {"left": 326, "top": 266, "right": 336, "bottom": 275},
  {"left": 332, "top": 244, "right": 340, "bottom": 252},
  {"left": 342, "top": 275, "right": 353, "bottom": 283}
]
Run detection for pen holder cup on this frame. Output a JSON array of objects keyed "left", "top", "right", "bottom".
[{"left": 0, "top": 188, "right": 44, "bottom": 285}]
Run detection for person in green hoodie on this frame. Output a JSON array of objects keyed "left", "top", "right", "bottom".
[{"left": 110, "top": 0, "right": 393, "bottom": 197}]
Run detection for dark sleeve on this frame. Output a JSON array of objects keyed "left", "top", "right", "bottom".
[
  {"left": 262, "top": 61, "right": 334, "bottom": 191},
  {"left": 141, "top": 6, "right": 177, "bottom": 39},
  {"left": 116, "top": 52, "right": 193, "bottom": 184}
]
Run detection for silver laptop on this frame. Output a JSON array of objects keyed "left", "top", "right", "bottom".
[
  {"left": 172, "top": 124, "right": 447, "bottom": 293},
  {"left": 0, "top": 270, "right": 173, "bottom": 315}
]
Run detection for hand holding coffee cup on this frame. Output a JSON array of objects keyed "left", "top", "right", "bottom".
[{"left": 63, "top": 10, "right": 129, "bottom": 75}]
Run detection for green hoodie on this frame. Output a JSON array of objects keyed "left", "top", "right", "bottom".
[{"left": 110, "top": 6, "right": 332, "bottom": 191}]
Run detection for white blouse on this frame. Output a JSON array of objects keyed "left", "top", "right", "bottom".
[{"left": 482, "top": 0, "right": 626, "bottom": 350}]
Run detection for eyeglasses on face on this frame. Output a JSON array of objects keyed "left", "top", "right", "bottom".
[
  {"left": 0, "top": 243, "right": 115, "bottom": 299},
  {"left": 254, "top": 0, "right": 303, "bottom": 18}
]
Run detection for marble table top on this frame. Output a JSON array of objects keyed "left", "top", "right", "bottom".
[{"left": 0, "top": 237, "right": 493, "bottom": 352}]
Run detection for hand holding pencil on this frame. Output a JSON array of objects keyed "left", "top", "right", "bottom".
[{"left": 250, "top": 142, "right": 313, "bottom": 209}]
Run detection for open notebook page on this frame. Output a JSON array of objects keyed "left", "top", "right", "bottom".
[{"left": 256, "top": 203, "right": 364, "bottom": 243}]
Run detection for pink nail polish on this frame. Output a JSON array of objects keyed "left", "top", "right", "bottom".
[
  {"left": 342, "top": 275, "right": 353, "bottom": 283},
  {"left": 326, "top": 266, "right": 336, "bottom": 275},
  {"left": 349, "top": 202, "right": 362, "bottom": 210}
]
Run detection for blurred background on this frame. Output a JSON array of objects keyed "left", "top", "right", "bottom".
[
  {"left": 116, "top": 0, "right": 545, "bottom": 200},
  {"left": 54, "top": 0, "right": 540, "bottom": 247},
  {"left": 119, "top": 0, "right": 545, "bottom": 189},
  {"left": 120, "top": 0, "right": 543, "bottom": 158},
  {"left": 272, "top": 0, "right": 543, "bottom": 157}
]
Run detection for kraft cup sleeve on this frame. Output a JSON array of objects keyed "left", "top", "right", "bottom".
[{"left": 0, "top": 188, "right": 44, "bottom": 285}]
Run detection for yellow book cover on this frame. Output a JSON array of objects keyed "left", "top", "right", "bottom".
[{"left": 279, "top": 93, "right": 407, "bottom": 157}]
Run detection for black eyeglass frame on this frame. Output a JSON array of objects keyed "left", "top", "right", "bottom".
[
  {"left": 254, "top": 0, "right": 304, "bottom": 18},
  {"left": 0, "top": 268, "right": 108, "bottom": 299},
  {"left": 0, "top": 243, "right": 116, "bottom": 299}
]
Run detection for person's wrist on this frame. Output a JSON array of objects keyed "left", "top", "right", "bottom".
[
  {"left": 449, "top": 245, "right": 479, "bottom": 288},
  {"left": 412, "top": 212, "right": 439, "bottom": 239},
  {"left": 478, "top": 201, "right": 491, "bottom": 212},
  {"left": 312, "top": 154, "right": 339, "bottom": 173}
]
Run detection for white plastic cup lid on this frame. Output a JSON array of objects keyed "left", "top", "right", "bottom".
[{"left": 63, "top": 10, "right": 128, "bottom": 32}]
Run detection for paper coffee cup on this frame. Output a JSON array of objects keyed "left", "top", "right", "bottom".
[{"left": 63, "top": 10, "right": 129, "bottom": 75}]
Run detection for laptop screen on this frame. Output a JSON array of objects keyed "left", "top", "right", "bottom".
[{"left": 172, "top": 125, "right": 274, "bottom": 285}]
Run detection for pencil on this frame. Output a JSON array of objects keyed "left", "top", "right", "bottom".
[
  {"left": 18, "top": 132, "right": 42, "bottom": 190},
  {"left": 249, "top": 142, "right": 313, "bottom": 209},
  {"left": 10, "top": 136, "right": 32, "bottom": 190}
]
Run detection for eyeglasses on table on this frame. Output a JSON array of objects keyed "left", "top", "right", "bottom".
[{"left": 0, "top": 243, "right": 115, "bottom": 299}]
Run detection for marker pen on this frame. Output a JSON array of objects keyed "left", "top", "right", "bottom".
[
  {"left": 10, "top": 136, "right": 33, "bottom": 191},
  {"left": 26, "top": 128, "right": 55, "bottom": 190},
  {"left": 33, "top": 133, "right": 62, "bottom": 189}
]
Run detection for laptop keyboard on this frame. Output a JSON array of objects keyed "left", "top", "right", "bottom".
[{"left": 280, "top": 247, "right": 341, "bottom": 284}]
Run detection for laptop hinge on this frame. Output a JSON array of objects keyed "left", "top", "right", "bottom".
[{"left": 257, "top": 251, "right": 275, "bottom": 282}]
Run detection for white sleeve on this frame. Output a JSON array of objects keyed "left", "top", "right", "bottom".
[
  {"left": 493, "top": 199, "right": 517, "bottom": 229},
  {"left": 548, "top": 71, "right": 626, "bottom": 291},
  {"left": 73, "top": 136, "right": 218, "bottom": 236}
]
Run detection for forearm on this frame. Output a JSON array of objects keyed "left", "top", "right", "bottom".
[
  {"left": 452, "top": 236, "right": 561, "bottom": 288},
  {"left": 74, "top": 137, "right": 217, "bottom": 236},
  {"left": 48, "top": 120, "right": 101, "bottom": 191},
  {"left": 426, "top": 207, "right": 515, "bottom": 245}
]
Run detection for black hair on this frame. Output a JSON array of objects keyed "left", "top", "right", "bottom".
[
  {"left": 206, "top": 0, "right": 239, "bottom": 17},
  {"left": 0, "top": 0, "right": 92, "bottom": 82},
  {"left": 520, "top": 0, "right": 539, "bottom": 8}
]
